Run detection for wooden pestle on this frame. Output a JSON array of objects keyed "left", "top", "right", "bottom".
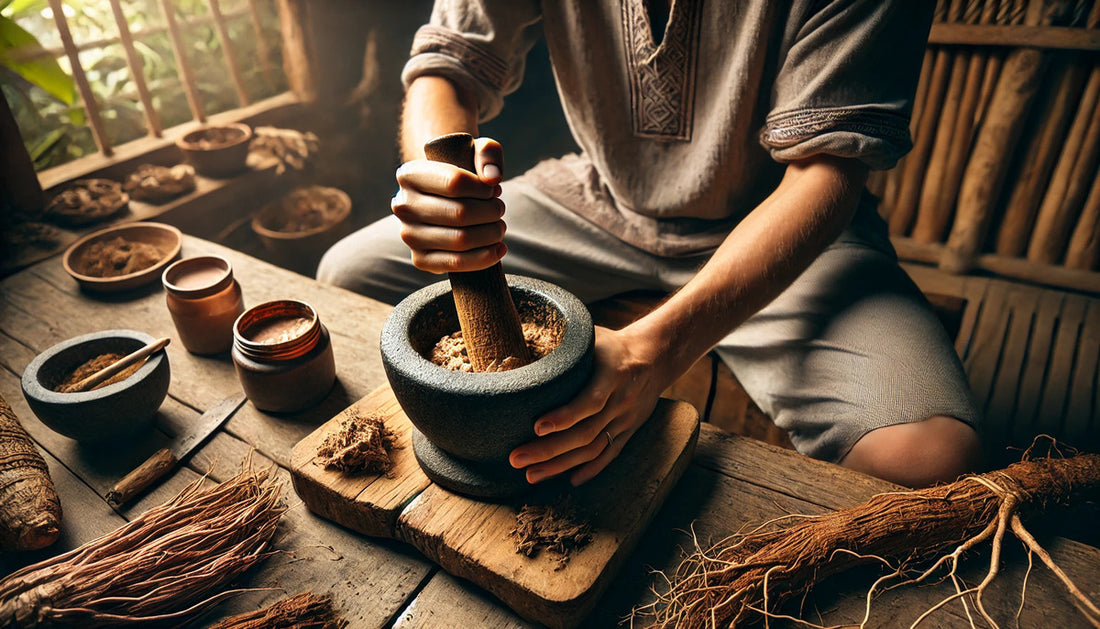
[{"left": 423, "top": 133, "right": 531, "bottom": 372}]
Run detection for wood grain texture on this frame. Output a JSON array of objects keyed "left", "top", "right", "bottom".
[
  {"left": 394, "top": 398, "right": 699, "bottom": 629},
  {"left": 291, "top": 386, "right": 431, "bottom": 538}
]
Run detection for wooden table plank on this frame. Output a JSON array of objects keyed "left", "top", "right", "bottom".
[{"left": 392, "top": 571, "right": 537, "bottom": 629}]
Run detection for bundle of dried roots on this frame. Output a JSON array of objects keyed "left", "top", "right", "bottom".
[
  {"left": 0, "top": 467, "right": 285, "bottom": 627},
  {"left": 207, "top": 591, "right": 346, "bottom": 629},
  {"left": 636, "top": 449, "right": 1100, "bottom": 628}
]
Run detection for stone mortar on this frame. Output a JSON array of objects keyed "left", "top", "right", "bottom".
[{"left": 381, "top": 275, "right": 594, "bottom": 499}]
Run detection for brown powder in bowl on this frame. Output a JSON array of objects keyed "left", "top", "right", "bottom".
[
  {"left": 430, "top": 321, "right": 561, "bottom": 373},
  {"left": 54, "top": 352, "right": 145, "bottom": 393},
  {"left": 74, "top": 236, "right": 164, "bottom": 278}
]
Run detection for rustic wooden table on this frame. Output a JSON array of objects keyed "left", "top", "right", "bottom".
[{"left": 1, "top": 234, "right": 1097, "bottom": 628}]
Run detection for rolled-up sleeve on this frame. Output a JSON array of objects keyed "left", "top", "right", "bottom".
[
  {"left": 760, "top": 0, "right": 934, "bottom": 170},
  {"left": 401, "top": 0, "right": 542, "bottom": 121}
]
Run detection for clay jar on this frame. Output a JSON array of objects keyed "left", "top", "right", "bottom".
[
  {"left": 232, "top": 299, "right": 335, "bottom": 413},
  {"left": 380, "top": 275, "right": 594, "bottom": 499},
  {"left": 163, "top": 255, "right": 244, "bottom": 354}
]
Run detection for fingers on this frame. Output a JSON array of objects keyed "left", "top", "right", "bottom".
[
  {"left": 410, "top": 242, "right": 508, "bottom": 274},
  {"left": 569, "top": 426, "right": 637, "bottom": 486},
  {"left": 391, "top": 190, "right": 505, "bottom": 227},
  {"left": 400, "top": 221, "right": 507, "bottom": 253},
  {"left": 474, "top": 137, "right": 504, "bottom": 183},
  {"left": 396, "top": 159, "right": 500, "bottom": 201}
]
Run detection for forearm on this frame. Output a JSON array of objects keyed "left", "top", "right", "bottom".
[
  {"left": 630, "top": 155, "right": 870, "bottom": 382},
  {"left": 400, "top": 76, "right": 480, "bottom": 161}
]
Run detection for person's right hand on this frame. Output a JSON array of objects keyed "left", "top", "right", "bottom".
[{"left": 391, "top": 137, "right": 507, "bottom": 274}]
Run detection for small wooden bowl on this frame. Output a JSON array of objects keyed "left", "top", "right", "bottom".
[
  {"left": 62, "top": 222, "right": 182, "bottom": 292},
  {"left": 176, "top": 122, "right": 253, "bottom": 178},
  {"left": 251, "top": 186, "right": 352, "bottom": 274}
]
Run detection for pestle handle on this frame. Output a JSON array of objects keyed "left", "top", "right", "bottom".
[{"left": 423, "top": 133, "right": 531, "bottom": 371}]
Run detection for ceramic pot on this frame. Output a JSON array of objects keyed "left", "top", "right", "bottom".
[
  {"left": 175, "top": 123, "right": 252, "bottom": 178},
  {"left": 380, "top": 275, "right": 594, "bottom": 499}
]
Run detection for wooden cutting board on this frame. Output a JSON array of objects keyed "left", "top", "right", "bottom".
[{"left": 290, "top": 384, "right": 699, "bottom": 629}]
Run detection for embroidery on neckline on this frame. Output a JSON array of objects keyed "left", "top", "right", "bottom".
[{"left": 621, "top": 0, "right": 703, "bottom": 141}]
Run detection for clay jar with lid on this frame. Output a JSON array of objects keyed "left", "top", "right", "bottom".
[
  {"left": 231, "top": 299, "right": 335, "bottom": 413},
  {"left": 163, "top": 255, "right": 244, "bottom": 354}
]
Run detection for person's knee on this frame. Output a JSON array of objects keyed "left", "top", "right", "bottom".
[{"left": 840, "top": 415, "right": 982, "bottom": 488}]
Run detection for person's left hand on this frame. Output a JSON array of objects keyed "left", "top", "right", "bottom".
[{"left": 508, "top": 325, "right": 671, "bottom": 486}]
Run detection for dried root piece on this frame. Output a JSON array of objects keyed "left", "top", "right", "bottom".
[
  {"left": 316, "top": 410, "right": 398, "bottom": 475},
  {"left": 0, "top": 394, "right": 61, "bottom": 551},
  {"left": 511, "top": 499, "right": 593, "bottom": 571},
  {"left": 123, "top": 163, "right": 196, "bottom": 203},
  {"left": 207, "top": 592, "right": 347, "bottom": 629},
  {"left": 250, "top": 126, "right": 320, "bottom": 175},
  {"left": 635, "top": 449, "right": 1100, "bottom": 629},
  {"left": 45, "top": 179, "right": 128, "bottom": 226},
  {"left": 0, "top": 465, "right": 285, "bottom": 627}
]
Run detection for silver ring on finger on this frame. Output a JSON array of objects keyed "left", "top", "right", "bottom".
[{"left": 605, "top": 430, "right": 615, "bottom": 450}]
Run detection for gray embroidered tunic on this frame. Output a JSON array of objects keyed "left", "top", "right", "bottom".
[{"left": 402, "top": 0, "right": 932, "bottom": 256}]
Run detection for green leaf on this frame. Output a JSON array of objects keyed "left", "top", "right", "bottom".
[
  {"left": 2, "top": 0, "right": 47, "bottom": 18},
  {"left": 0, "top": 15, "right": 76, "bottom": 105},
  {"left": 29, "top": 126, "right": 64, "bottom": 161}
]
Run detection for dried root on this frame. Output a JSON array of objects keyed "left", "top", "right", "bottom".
[
  {"left": 315, "top": 410, "right": 398, "bottom": 475},
  {"left": 0, "top": 466, "right": 285, "bottom": 627},
  {"left": 634, "top": 449, "right": 1100, "bottom": 628},
  {"left": 511, "top": 499, "right": 593, "bottom": 571},
  {"left": 207, "top": 591, "right": 347, "bottom": 629}
]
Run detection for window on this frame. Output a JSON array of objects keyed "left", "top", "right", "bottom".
[{"left": 1, "top": 0, "right": 285, "bottom": 172}]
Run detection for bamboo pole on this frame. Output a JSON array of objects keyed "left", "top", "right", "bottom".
[
  {"left": 246, "top": 0, "right": 278, "bottom": 90},
  {"left": 912, "top": 0, "right": 991, "bottom": 244},
  {"left": 974, "top": 0, "right": 1026, "bottom": 127},
  {"left": 995, "top": 55, "right": 1090, "bottom": 256},
  {"left": 1027, "top": 65, "right": 1100, "bottom": 264},
  {"left": 940, "top": 0, "right": 1072, "bottom": 274},
  {"left": 1064, "top": 161, "right": 1100, "bottom": 271},
  {"left": 207, "top": 0, "right": 251, "bottom": 107},
  {"left": 108, "top": 0, "right": 163, "bottom": 137},
  {"left": 890, "top": 0, "right": 964, "bottom": 236},
  {"left": 158, "top": 0, "right": 206, "bottom": 123},
  {"left": 47, "top": 0, "right": 112, "bottom": 157}
]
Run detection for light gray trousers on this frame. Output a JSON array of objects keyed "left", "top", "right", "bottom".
[{"left": 317, "top": 181, "right": 979, "bottom": 462}]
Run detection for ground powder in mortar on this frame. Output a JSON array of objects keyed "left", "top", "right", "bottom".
[
  {"left": 54, "top": 353, "right": 144, "bottom": 392},
  {"left": 431, "top": 321, "right": 560, "bottom": 373},
  {"left": 75, "top": 236, "right": 163, "bottom": 277},
  {"left": 316, "top": 410, "right": 398, "bottom": 475},
  {"left": 511, "top": 499, "right": 594, "bottom": 571}
]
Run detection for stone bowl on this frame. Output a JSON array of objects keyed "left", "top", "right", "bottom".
[
  {"left": 21, "top": 329, "right": 170, "bottom": 443},
  {"left": 380, "top": 275, "right": 594, "bottom": 499}
]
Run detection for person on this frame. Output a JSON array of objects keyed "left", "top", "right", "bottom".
[{"left": 318, "top": 0, "right": 982, "bottom": 489}]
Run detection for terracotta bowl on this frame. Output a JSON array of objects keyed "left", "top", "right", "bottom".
[
  {"left": 45, "top": 178, "right": 129, "bottom": 226},
  {"left": 21, "top": 329, "right": 170, "bottom": 443},
  {"left": 62, "top": 222, "right": 182, "bottom": 292},
  {"left": 250, "top": 186, "right": 352, "bottom": 275},
  {"left": 380, "top": 276, "right": 594, "bottom": 499},
  {"left": 176, "top": 122, "right": 253, "bottom": 178}
]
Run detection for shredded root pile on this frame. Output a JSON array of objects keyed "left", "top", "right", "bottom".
[
  {"left": 316, "top": 410, "right": 398, "bottom": 475},
  {"left": 511, "top": 501, "right": 594, "bottom": 571},
  {"left": 635, "top": 450, "right": 1100, "bottom": 628},
  {"left": 207, "top": 591, "right": 346, "bottom": 629},
  {"left": 0, "top": 466, "right": 285, "bottom": 627}
]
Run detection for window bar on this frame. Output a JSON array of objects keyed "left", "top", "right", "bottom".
[
  {"left": 158, "top": 0, "right": 206, "bottom": 123},
  {"left": 246, "top": 0, "right": 277, "bottom": 89},
  {"left": 46, "top": 0, "right": 113, "bottom": 156},
  {"left": 207, "top": 0, "right": 250, "bottom": 106},
  {"left": 108, "top": 0, "right": 163, "bottom": 137}
]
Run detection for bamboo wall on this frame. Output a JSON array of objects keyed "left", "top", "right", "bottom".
[{"left": 869, "top": 0, "right": 1100, "bottom": 294}]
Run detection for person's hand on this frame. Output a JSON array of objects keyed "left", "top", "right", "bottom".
[
  {"left": 508, "top": 325, "right": 672, "bottom": 486},
  {"left": 392, "top": 137, "right": 506, "bottom": 273}
]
